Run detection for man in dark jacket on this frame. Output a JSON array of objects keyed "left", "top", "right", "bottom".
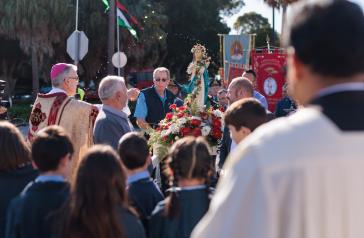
[
  {"left": 216, "top": 77, "right": 254, "bottom": 173},
  {"left": 5, "top": 126, "right": 73, "bottom": 238},
  {"left": 134, "top": 67, "right": 178, "bottom": 129}
]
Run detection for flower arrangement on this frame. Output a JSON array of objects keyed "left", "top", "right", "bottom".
[{"left": 149, "top": 103, "right": 224, "bottom": 159}]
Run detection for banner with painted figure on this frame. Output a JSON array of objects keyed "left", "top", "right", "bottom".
[
  {"left": 223, "top": 34, "right": 251, "bottom": 85},
  {"left": 251, "top": 48, "right": 287, "bottom": 112}
]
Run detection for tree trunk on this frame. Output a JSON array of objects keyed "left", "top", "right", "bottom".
[
  {"left": 107, "top": 0, "right": 116, "bottom": 74},
  {"left": 281, "top": 3, "right": 287, "bottom": 36},
  {"left": 31, "top": 47, "right": 39, "bottom": 100}
]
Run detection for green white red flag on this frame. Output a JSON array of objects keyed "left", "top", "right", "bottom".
[{"left": 102, "top": 0, "right": 138, "bottom": 38}]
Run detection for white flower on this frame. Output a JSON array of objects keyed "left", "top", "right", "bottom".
[
  {"left": 191, "top": 116, "right": 202, "bottom": 121},
  {"left": 213, "top": 110, "right": 224, "bottom": 118},
  {"left": 177, "top": 118, "right": 187, "bottom": 126},
  {"left": 175, "top": 136, "right": 180, "bottom": 140},
  {"left": 161, "top": 129, "right": 170, "bottom": 137},
  {"left": 169, "top": 124, "right": 180, "bottom": 134},
  {"left": 201, "top": 126, "right": 211, "bottom": 136}
]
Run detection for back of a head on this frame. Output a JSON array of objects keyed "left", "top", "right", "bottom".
[
  {"left": 231, "top": 77, "right": 254, "bottom": 97},
  {"left": 75, "top": 145, "right": 126, "bottom": 205},
  {"left": 224, "top": 98, "right": 267, "bottom": 132},
  {"left": 283, "top": 0, "right": 364, "bottom": 78},
  {"left": 64, "top": 145, "right": 126, "bottom": 238},
  {"left": 118, "top": 132, "right": 149, "bottom": 170},
  {"left": 98, "top": 75, "right": 125, "bottom": 101},
  {"left": 0, "top": 121, "right": 31, "bottom": 172},
  {"left": 31, "top": 125, "right": 74, "bottom": 172},
  {"left": 168, "top": 136, "right": 212, "bottom": 182}
]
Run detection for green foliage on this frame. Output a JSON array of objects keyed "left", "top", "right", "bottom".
[
  {"left": 264, "top": 0, "right": 300, "bottom": 8},
  {"left": 8, "top": 103, "right": 32, "bottom": 122},
  {"left": 234, "top": 12, "right": 280, "bottom": 47},
  {"left": 161, "top": 0, "right": 230, "bottom": 81}
]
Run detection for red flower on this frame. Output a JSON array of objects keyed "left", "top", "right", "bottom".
[
  {"left": 211, "top": 128, "right": 222, "bottom": 139},
  {"left": 192, "top": 128, "right": 202, "bottom": 137},
  {"left": 177, "top": 112, "right": 185, "bottom": 118},
  {"left": 212, "top": 118, "right": 222, "bottom": 127},
  {"left": 181, "top": 127, "right": 191, "bottom": 136},
  {"left": 169, "top": 104, "right": 177, "bottom": 110},
  {"left": 178, "top": 106, "right": 187, "bottom": 111},
  {"left": 166, "top": 112, "right": 173, "bottom": 120},
  {"left": 191, "top": 119, "right": 201, "bottom": 127},
  {"left": 219, "top": 107, "right": 225, "bottom": 112}
]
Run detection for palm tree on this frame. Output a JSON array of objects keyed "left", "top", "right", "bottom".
[
  {"left": 0, "top": 0, "right": 73, "bottom": 99},
  {"left": 264, "top": 0, "right": 300, "bottom": 35}
]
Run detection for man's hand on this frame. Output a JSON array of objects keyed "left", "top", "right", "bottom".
[
  {"left": 127, "top": 88, "right": 140, "bottom": 101},
  {"left": 0, "top": 106, "right": 7, "bottom": 114},
  {"left": 136, "top": 118, "right": 151, "bottom": 130}
]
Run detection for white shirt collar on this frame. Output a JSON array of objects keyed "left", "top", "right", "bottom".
[
  {"left": 48, "top": 87, "right": 68, "bottom": 95},
  {"left": 316, "top": 82, "right": 364, "bottom": 98}
]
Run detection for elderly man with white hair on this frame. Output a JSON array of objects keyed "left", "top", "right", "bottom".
[{"left": 93, "top": 75, "right": 134, "bottom": 150}]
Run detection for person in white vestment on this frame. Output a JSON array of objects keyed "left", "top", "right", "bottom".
[{"left": 192, "top": 1, "right": 364, "bottom": 238}]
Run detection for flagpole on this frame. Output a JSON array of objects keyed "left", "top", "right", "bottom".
[{"left": 116, "top": 7, "right": 121, "bottom": 76}]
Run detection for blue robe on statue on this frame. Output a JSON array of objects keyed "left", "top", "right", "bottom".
[{"left": 179, "top": 70, "right": 210, "bottom": 105}]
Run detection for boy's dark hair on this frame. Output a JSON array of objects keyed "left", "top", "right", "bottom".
[
  {"left": 283, "top": 0, "right": 364, "bottom": 78},
  {"left": 224, "top": 98, "right": 267, "bottom": 132},
  {"left": 244, "top": 69, "right": 256, "bottom": 79},
  {"left": 118, "top": 132, "right": 149, "bottom": 170},
  {"left": 31, "top": 125, "right": 74, "bottom": 172}
]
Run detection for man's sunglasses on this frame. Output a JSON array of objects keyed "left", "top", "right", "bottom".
[{"left": 155, "top": 78, "right": 168, "bottom": 82}]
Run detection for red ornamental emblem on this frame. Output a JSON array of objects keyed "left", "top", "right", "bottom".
[{"left": 29, "top": 103, "right": 47, "bottom": 132}]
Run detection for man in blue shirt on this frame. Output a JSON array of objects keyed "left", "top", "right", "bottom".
[
  {"left": 243, "top": 69, "right": 268, "bottom": 110},
  {"left": 134, "top": 67, "right": 177, "bottom": 130}
]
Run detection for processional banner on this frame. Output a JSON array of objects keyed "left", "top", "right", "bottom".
[
  {"left": 223, "top": 34, "right": 251, "bottom": 85},
  {"left": 251, "top": 48, "right": 287, "bottom": 112}
]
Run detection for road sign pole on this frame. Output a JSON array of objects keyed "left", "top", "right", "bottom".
[{"left": 74, "top": 0, "right": 80, "bottom": 65}]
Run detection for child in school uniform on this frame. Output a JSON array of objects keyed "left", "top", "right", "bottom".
[
  {"left": 5, "top": 126, "right": 73, "bottom": 238},
  {"left": 118, "top": 132, "right": 164, "bottom": 229},
  {"left": 148, "top": 136, "right": 213, "bottom": 238}
]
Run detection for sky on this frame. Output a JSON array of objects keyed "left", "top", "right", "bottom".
[{"left": 223, "top": 0, "right": 364, "bottom": 35}]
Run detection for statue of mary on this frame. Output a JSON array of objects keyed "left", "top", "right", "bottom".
[{"left": 179, "top": 44, "right": 210, "bottom": 111}]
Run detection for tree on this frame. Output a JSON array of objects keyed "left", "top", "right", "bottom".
[
  {"left": 0, "top": 0, "right": 74, "bottom": 99},
  {"left": 234, "top": 12, "right": 280, "bottom": 47},
  {"left": 159, "top": 0, "right": 237, "bottom": 82},
  {"left": 264, "top": 0, "right": 300, "bottom": 34}
]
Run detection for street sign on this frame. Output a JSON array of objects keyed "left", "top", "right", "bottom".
[
  {"left": 67, "top": 30, "right": 89, "bottom": 62},
  {"left": 112, "top": 52, "right": 127, "bottom": 68}
]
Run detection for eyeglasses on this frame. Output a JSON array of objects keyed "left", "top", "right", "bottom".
[
  {"left": 155, "top": 78, "right": 168, "bottom": 82},
  {"left": 67, "top": 76, "right": 79, "bottom": 82}
]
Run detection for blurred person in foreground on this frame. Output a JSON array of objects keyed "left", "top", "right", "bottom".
[
  {"left": 192, "top": 0, "right": 364, "bottom": 237},
  {"left": 6, "top": 126, "right": 73, "bottom": 238},
  {"left": 58, "top": 145, "right": 146, "bottom": 238},
  {"left": 0, "top": 122, "right": 38, "bottom": 238}
]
